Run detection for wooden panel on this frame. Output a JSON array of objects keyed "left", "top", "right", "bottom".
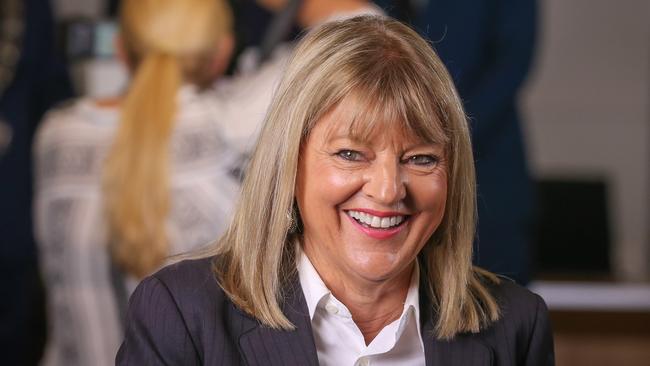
[{"left": 551, "top": 310, "right": 650, "bottom": 366}]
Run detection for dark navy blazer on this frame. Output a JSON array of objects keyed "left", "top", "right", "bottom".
[{"left": 116, "top": 257, "right": 554, "bottom": 365}]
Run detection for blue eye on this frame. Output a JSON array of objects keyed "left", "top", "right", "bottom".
[
  {"left": 406, "top": 155, "right": 438, "bottom": 166},
  {"left": 336, "top": 150, "right": 363, "bottom": 161}
]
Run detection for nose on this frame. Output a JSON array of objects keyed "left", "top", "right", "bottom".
[{"left": 362, "top": 157, "right": 406, "bottom": 205}]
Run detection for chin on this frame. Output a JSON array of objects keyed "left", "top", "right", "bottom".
[{"left": 345, "top": 250, "right": 406, "bottom": 282}]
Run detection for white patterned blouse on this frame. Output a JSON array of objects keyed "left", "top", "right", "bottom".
[{"left": 33, "top": 79, "right": 278, "bottom": 366}]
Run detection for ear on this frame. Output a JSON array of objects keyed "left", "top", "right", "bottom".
[{"left": 206, "top": 34, "right": 235, "bottom": 80}]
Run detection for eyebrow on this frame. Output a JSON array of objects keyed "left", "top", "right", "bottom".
[
  {"left": 325, "top": 133, "right": 366, "bottom": 143},
  {"left": 325, "top": 133, "right": 444, "bottom": 152}
]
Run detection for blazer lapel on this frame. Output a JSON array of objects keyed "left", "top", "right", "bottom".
[{"left": 235, "top": 278, "right": 320, "bottom": 366}]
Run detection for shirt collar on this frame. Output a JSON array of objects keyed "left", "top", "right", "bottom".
[
  {"left": 398, "top": 260, "right": 423, "bottom": 351},
  {"left": 297, "top": 247, "right": 332, "bottom": 320}
]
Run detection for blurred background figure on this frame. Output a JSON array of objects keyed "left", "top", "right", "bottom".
[
  {"left": 34, "top": 0, "right": 240, "bottom": 365},
  {"left": 238, "top": 0, "right": 382, "bottom": 72},
  {"left": 0, "top": 0, "right": 73, "bottom": 364},
  {"left": 376, "top": 0, "right": 537, "bottom": 285}
]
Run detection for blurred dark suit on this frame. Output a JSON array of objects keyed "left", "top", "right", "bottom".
[
  {"left": 377, "top": 0, "right": 537, "bottom": 284},
  {"left": 0, "top": 0, "right": 73, "bottom": 364}
]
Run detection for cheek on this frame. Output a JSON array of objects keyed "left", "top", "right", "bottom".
[
  {"left": 307, "top": 160, "right": 364, "bottom": 206},
  {"left": 297, "top": 160, "right": 364, "bottom": 229},
  {"left": 322, "top": 167, "right": 363, "bottom": 200},
  {"left": 412, "top": 174, "right": 448, "bottom": 220}
]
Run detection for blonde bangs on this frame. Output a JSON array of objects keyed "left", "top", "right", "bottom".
[
  {"left": 340, "top": 90, "right": 448, "bottom": 149},
  {"left": 301, "top": 52, "right": 451, "bottom": 149}
]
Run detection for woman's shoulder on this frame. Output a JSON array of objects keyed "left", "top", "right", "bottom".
[
  {"left": 483, "top": 277, "right": 550, "bottom": 334},
  {"left": 475, "top": 277, "right": 554, "bottom": 365},
  {"left": 490, "top": 277, "right": 547, "bottom": 318},
  {"left": 145, "top": 256, "right": 226, "bottom": 305},
  {"left": 133, "top": 256, "right": 238, "bottom": 326},
  {"left": 35, "top": 98, "right": 117, "bottom": 150},
  {"left": 119, "top": 256, "right": 238, "bottom": 364},
  {"left": 41, "top": 97, "right": 117, "bottom": 126}
]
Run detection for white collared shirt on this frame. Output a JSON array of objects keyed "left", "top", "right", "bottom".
[{"left": 297, "top": 250, "right": 426, "bottom": 366}]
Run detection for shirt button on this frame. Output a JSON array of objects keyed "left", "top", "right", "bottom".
[
  {"left": 357, "top": 357, "right": 370, "bottom": 366},
  {"left": 325, "top": 303, "right": 339, "bottom": 315}
]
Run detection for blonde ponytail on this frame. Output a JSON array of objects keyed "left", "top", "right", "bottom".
[
  {"left": 104, "top": 53, "right": 181, "bottom": 278},
  {"left": 104, "top": 0, "right": 233, "bottom": 278}
]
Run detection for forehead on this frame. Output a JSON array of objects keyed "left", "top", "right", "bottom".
[{"left": 310, "top": 94, "right": 447, "bottom": 148}]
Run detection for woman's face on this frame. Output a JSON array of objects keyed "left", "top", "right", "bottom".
[{"left": 296, "top": 100, "right": 448, "bottom": 287}]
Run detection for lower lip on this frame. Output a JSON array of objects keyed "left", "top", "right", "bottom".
[{"left": 345, "top": 213, "right": 408, "bottom": 240}]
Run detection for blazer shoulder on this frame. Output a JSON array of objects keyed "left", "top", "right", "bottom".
[
  {"left": 478, "top": 278, "right": 554, "bottom": 365},
  {"left": 118, "top": 256, "right": 242, "bottom": 365},
  {"left": 491, "top": 278, "right": 546, "bottom": 317},
  {"left": 154, "top": 256, "right": 218, "bottom": 289},
  {"left": 151, "top": 256, "right": 230, "bottom": 314},
  {"left": 118, "top": 260, "right": 215, "bottom": 365},
  {"left": 486, "top": 278, "right": 549, "bottom": 337}
]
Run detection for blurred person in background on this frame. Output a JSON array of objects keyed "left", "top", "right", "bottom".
[
  {"left": 376, "top": 0, "right": 538, "bottom": 285},
  {"left": 200, "top": 0, "right": 385, "bottom": 157},
  {"left": 33, "top": 0, "right": 243, "bottom": 364},
  {"left": 241, "top": 0, "right": 383, "bottom": 72},
  {"left": 0, "top": 0, "right": 73, "bottom": 364}
]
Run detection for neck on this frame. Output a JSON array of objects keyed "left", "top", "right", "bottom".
[
  {"left": 297, "top": 0, "right": 369, "bottom": 28},
  {"left": 347, "top": 291, "right": 408, "bottom": 345},
  {"left": 303, "top": 245, "right": 413, "bottom": 345}
]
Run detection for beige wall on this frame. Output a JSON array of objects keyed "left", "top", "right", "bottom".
[{"left": 522, "top": 0, "right": 650, "bottom": 280}]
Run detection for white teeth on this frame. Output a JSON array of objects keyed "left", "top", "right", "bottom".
[{"left": 346, "top": 210, "right": 405, "bottom": 229}]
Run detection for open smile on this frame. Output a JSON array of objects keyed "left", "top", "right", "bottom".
[{"left": 344, "top": 209, "right": 411, "bottom": 239}]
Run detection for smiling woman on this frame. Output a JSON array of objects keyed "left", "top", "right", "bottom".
[
  {"left": 117, "top": 15, "right": 554, "bottom": 366},
  {"left": 296, "top": 99, "right": 450, "bottom": 345}
]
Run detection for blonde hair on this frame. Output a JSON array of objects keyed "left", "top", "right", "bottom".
[
  {"left": 209, "top": 16, "right": 500, "bottom": 339},
  {"left": 103, "top": 0, "right": 233, "bottom": 278}
]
